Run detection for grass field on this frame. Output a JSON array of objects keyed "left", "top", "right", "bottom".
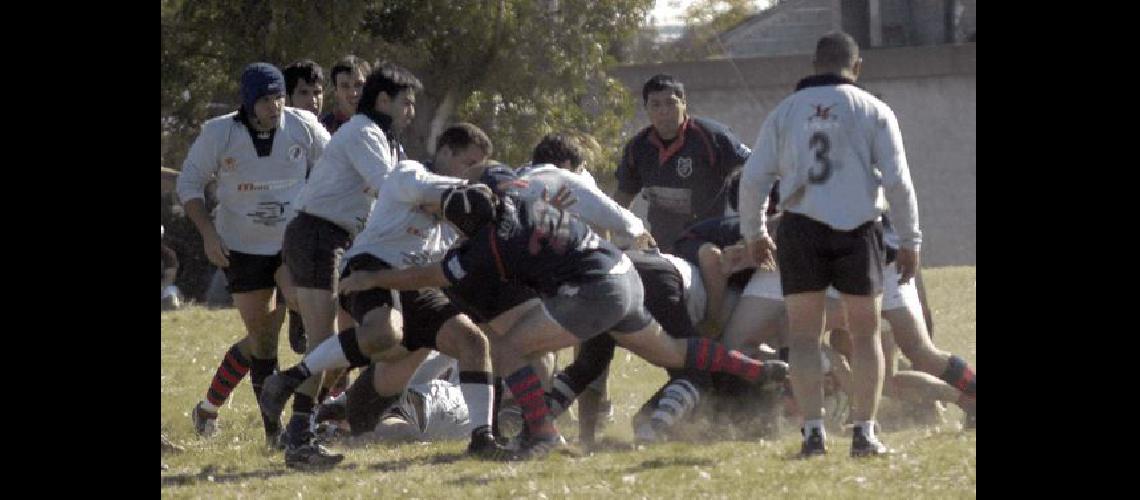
[{"left": 161, "top": 266, "right": 975, "bottom": 499}]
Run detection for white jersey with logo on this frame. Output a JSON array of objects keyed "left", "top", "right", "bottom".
[
  {"left": 294, "top": 114, "right": 400, "bottom": 236},
  {"left": 515, "top": 164, "right": 647, "bottom": 243},
  {"left": 739, "top": 82, "right": 921, "bottom": 249},
  {"left": 343, "top": 160, "right": 466, "bottom": 268},
  {"left": 177, "top": 108, "right": 329, "bottom": 255}
]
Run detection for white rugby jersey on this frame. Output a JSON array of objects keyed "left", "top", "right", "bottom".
[
  {"left": 382, "top": 379, "right": 472, "bottom": 441},
  {"left": 739, "top": 82, "right": 921, "bottom": 249},
  {"left": 344, "top": 160, "right": 466, "bottom": 268},
  {"left": 515, "top": 164, "right": 647, "bottom": 242},
  {"left": 177, "top": 108, "right": 329, "bottom": 254},
  {"left": 295, "top": 114, "right": 401, "bottom": 236}
]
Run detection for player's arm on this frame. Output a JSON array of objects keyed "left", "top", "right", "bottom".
[
  {"left": 554, "top": 169, "right": 647, "bottom": 242},
  {"left": 385, "top": 160, "right": 467, "bottom": 210},
  {"left": 339, "top": 264, "right": 450, "bottom": 293},
  {"left": 739, "top": 114, "right": 780, "bottom": 268},
  {"left": 696, "top": 243, "right": 729, "bottom": 338},
  {"left": 177, "top": 124, "right": 229, "bottom": 267},
  {"left": 873, "top": 106, "right": 922, "bottom": 283}
]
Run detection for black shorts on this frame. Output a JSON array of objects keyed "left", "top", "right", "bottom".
[
  {"left": 339, "top": 253, "right": 459, "bottom": 351},
  {"left": 776, "top": 211, "right": 884, "bottom": 296},
  {"left": 629, "top": 250, "right": 700, "bottom": 340},
  {"left": 283, "top": 211, "right": 353, "bottom": 290},
  {"left": 444, "top": 279, "right": 538, "bottom": 324},
  {"left": 223, "top": 251, "right": 282, "bottom": 294}
]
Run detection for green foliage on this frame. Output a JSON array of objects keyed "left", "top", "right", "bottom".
[{"left": 161, "top": 0, "right": 653, "bottom": 173}]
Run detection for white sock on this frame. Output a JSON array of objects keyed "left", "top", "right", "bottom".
[
  {"left": 303, "top": 336, "right": 351, "bottom": 372},
  {"left": 855, "top": 420, "right": 877, "bottom": 440},
  {"left": 461, "top": 382, "right": 494, "bottom": 430},
  {"left": 200, "top": 400, "right": 219, "bottom": 413},
  {"left": 803, "top": 418, "right": 825, "bottom": 441}
]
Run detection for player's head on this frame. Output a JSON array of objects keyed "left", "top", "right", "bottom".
[
  {"left": 532, "top": 133, "right": 585, "bottom": 174},
  {"left": 239, "top": 62, "right": 286, "bottom": 131},
  {"left": 330, "top": 55, "right": 371, "bottom": 116},
  {"left": 434, "top": 123, "right": 493, "bottom": 177},
  {"left": 813, "top": 31, "right": 862, "bottom": 78},
  {"left": 441, "top": 184, "right": 497, "bottom": 237},
  {"left": 359, "top": 62, "right": 422, "bottom": 132},
  {"left": 282, "top": 59, "right": 325, "bottom": 115},
  {"left": 642, "top": 74, "right": 687, "bottom": 138}
]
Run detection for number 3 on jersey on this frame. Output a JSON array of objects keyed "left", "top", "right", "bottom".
[{"left": 808, "top": 132, "right": 832, "bottom": 184}]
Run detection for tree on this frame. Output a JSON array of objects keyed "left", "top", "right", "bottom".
[
  {"left": 616, "top": 0, "right": 768, "bottom": 64},
  {"left": 161, "top": 0, "right": 654, "bottom": 175},
  {"left": 669, "top": 0, "right": 762, "bottom": 61}
]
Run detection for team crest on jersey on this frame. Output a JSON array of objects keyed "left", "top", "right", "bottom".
[
  {"left": 288, "top": 144, "right": 305, "bottom": 162},
  {"left": 222, "top": 157, "right": 237, "bottom": 173},
  {"left": 675, "top": 157, "right": 693, "bottom": 178},
  {"left": 809, "top": 104, "right": 837, "bottom": 121}
]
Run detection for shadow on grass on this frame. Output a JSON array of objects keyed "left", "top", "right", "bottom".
[
  {"left": 367, "top": 451, "right": 468, "bottom": 472},
  {"left": 623, "top": 456, "right": 718, "bottom": 473},
  {"left": 444, "top": 470, "right": 554, "bottom": 486},
  {"left": 580, "top": 437, "right": 638, "bottom": 454},
  {"left": 161, "top": 463, "right": 364, "bottom": 487}
]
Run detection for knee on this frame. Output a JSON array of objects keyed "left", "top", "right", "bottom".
[
  {"left": 357, "top": 314, "right": 401, "bottom": 355},
  {"left": 443, "top": 320, "right": 489, "bottom": 357}
]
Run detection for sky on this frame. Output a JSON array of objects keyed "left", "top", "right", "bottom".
[
  {"left": 650, "top": 0, "right": 692, "bottom": 26},
  {"left": 650, "top": 0, "right": 774, "bottom": 27}
]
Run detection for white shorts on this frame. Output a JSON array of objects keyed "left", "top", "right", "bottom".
[
  {"left": 825, "top": 264, "right": 919, "bottom": 312},
  {"left": 742, "top": 269, "right": 783, "bottom": 300},
  {"left": 743, "top": 264, "right": 919, "bottom": 312}
]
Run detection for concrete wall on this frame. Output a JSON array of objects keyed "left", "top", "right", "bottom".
[
  {"left": 610, "top": 43, "right": 975, "bottom": 266},
  {"left": 722, "top": 0, "right": 836, "bottom": 58},
  {"left": 723, "top": 0, "right": 976, "bottom": 56}
]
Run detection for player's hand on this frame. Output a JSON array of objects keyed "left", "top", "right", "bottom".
[
  {"left": 542, "top": 186, "right": 577, "bottom": 210},
  {"left": 202, "top": 231, "right": 230, "bottom": 268},
  {"left": 746, "top": 236, "right": 776, "bottom": 271},
  {"left": 339, "top": 270, "right": 382, "bottom": 294},
  {"left": 895, "top": 248, "right": 919, "bottom": 284},
  {"left": 633, "top": 232, "right": 657, "bottom": 250}
]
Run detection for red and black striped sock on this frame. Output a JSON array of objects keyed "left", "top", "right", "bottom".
[
  {"left": 504, "top": 366, "right": 557, "bottom": 439},
  {"left": 684, "top": 338, "right": 765, "bottom": 383},
  {"left": 939, "top": 355, "right": 976, "bottom": 397},
  {"left": 205, "top": 344, "right": 251, "bottom": 408},
  {"left": 684, "top": 339, "right": 766, "bottom": 384}
]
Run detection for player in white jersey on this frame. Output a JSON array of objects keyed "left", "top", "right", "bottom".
[
  {"left": 265, "top": 158, "right": 509, "bottom": 460},
  {"left": 317, "top": 351, "right": 476, "bottom": 443},
  {"left": 356, "top": 351, "right": 477, "bottom": 442},
  {"left": 271, "top": 62, "right": 421, "bottom": 468},
  {"left": 739, "top": 32, "right": 922, "bottom": 458},
  {"left": 263, "top": 125, "right": 514, "bottom": 464},
  {"left": 178, "top": 63, "right": 330, "bottom": 447}
]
